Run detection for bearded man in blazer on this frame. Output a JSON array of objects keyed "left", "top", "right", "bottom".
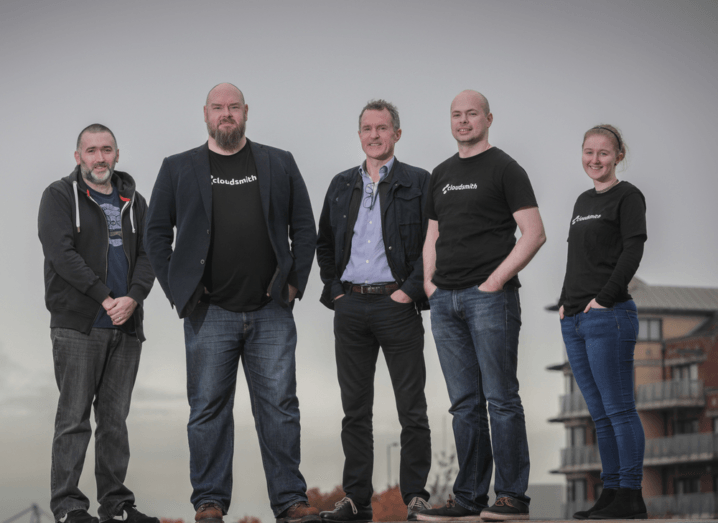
[{"left": 145, "top": 83, "right": 318, "bottom": 523}]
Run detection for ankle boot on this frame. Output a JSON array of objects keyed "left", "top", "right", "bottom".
[
  {"left": 589, "top": 488, "right": 647, "bottom": 519},
  {"left": 573, "top": 488, "right": 616, "bottom": 519}
]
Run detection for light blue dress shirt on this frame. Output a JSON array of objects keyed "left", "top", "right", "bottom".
[{"left": 341, "top": 157, "right": 396, "bottom": 284}]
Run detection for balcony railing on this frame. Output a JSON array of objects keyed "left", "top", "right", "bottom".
[
  {"left": 559, "top": 445, "right": 601, "bottom": 472},
  {"left": 636, "top": 379, "right": 704, "bottom": 410},
  {"left": 550, "top": 392, "right": 590, "bottom": 421},
  {"left": 645, "top": 493, "right": 718, "bottom": 518},
  {"left": 644, "top": 433, "right": 718, "bottom": 465}
]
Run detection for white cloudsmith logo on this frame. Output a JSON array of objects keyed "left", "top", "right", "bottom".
[
  {"left": 442, "top": 183, "right": 477, "bottom": 195},
  {"left": 212, "top": 175, "right": 257, "bottom": 186},
  {"left": 571, "top": 214, "right": 602, "bottom": 225}
]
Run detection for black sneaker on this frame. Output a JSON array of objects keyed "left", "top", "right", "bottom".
[
  {"left": 64, "top": 510, "right": 99, "bottom": 523},
  {"left": 480, "top": 497, "right": 529, "bottom": 521},
  {"left": 113, "top": 504, "right": 160, "bottom": 523},
  {"left": 407, "top": 497, "right": 432, "bottom": 521},
  {"left": 416, "top": 497, "right": 482, "bottom": 521},
  {"left": 319, "top": 497, "right": 372, "bottom": 523}
]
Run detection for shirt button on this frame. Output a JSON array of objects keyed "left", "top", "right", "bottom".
[
  {"left": 366, "top": 260, "right": 369, "bottom": 263},
  {"left": 388, "top": 246, "right": 392, "bottom": 250},
  {"left": 207, "top": 230, "right": 210, "bottom": 234},
  {"left": 368, "top": 240, "right": 371, "bottom": 243},
  {"left": 200, "top": 259, "right": 205, "bottom": 264},
  {"left": 369, "top": 221, "right": 372, "bottom": 224}
]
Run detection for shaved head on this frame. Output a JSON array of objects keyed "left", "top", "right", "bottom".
[
  {"left": 451, "top": 89, "right": 490, "bottom": 116},
  {"left": 206, "top": 83, "right": 245, "bottom": 105}
]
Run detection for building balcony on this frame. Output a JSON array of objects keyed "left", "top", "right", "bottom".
[
  {"left": 557, "top": 445, "right": 601, "bottom": 473},
  {"left": 644, "top": 433, "right": 718, "bottom": 466},
  {"left": 549, "top": 392, "right": 590, "bottom": 422},
  {"left": 645, "top": 493, "right": 718, "bottom": 518},
  {"left": 636, "top": 379, "right": 704, "bottom": 410}
]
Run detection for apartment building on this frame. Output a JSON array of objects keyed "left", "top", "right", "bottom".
[{"left": 547, "top": 278, "right": 718, "bottom": 518}]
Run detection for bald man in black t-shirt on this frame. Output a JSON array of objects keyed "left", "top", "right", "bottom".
[{"left": 418, "top": 91, "right": 546, "bottom": 522}]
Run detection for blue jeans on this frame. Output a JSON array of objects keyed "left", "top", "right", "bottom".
[
  {"left": 184, "top": 301, "right": 308, "bottom": 516},
  {"left": 429, "top": 287, "right": 530, "bottom": 511},
  {"left": 560, "top": 300, "right": 644, "bottom": 489},
  {"left": 50, "top": 327, "right": 141, "bottom": 522}
]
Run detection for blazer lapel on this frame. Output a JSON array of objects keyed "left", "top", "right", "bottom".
[
  {"left": 191, "top": 143, "right": 213, "bottom": 223},
  {"left": 251, "top": 141, "right": 271, "bottom": 223}
]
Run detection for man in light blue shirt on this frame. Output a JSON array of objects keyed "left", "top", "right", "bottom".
[{"left": 317, "top": 100, "right": 432, "bottom": 523}]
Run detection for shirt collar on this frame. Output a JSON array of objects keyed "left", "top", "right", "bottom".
[{"left": 359, "top": 156, "right": 395, "bottom": 182}]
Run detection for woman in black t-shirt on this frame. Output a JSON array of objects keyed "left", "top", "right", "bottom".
[{"left": 558, "top": 125, "right": 647, "bottom": 520}]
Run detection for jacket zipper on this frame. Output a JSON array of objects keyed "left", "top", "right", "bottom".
[{"left": 85, "top": 192, "right": 110, "bottom": 321}]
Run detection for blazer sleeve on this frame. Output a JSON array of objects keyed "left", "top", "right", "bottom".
[
  {"left": 285, "top": 152, "right": 317, "bottom": 300},
  {"left": 144, "top": 157, "right": 177, "bottom": 306}
]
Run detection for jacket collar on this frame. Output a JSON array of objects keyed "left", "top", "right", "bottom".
[
  {"left": 191, "top": 142, "right": 213, "bottom": 223},
  {"left": 250, "top": 140, "right": 271, "bottom": 224}
]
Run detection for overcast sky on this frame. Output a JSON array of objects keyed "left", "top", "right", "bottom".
[{"left": 2, "top": 1, "right": 717, "bottom": 522}]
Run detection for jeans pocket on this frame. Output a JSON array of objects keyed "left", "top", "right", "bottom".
[{"left": 476, "top": 286, "right": 503, "bottom": 295}]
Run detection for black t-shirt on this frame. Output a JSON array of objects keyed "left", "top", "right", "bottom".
[
  {"left": 203, "top": 142, "right": 277, "bottom": 312},
  {"left": 425, "top": 147, "right": 538, "bottom": 289},
  {"left": 88, "top": 185, "right": 134, "bottom": 333},
  {"left": 559, "top": 181, "right": 647, "bottom": 316}
]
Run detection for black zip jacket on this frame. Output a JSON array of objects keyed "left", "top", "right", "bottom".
[
  {"left": 317, "top": 159, "right": 429, "bottom": 310},
  {"left": 38, "top": 166, "right": 155, "bottom": 341}
]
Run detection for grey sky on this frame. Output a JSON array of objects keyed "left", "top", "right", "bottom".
[{"left": 1, "top": 0, "right": 717, "bottom": 522}]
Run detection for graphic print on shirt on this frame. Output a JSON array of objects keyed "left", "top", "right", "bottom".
[
  {"left": 571, "top": 213, "right": 602, "bottom": 225},
  {"left": 99, "top": 202, "right": 123, "bottom": 247},
  {"left": 211, "top": 174, "right": 257, "bottom": 186},
  {"left": 442, "top": 182, "right": 477, "bottom": 194}
]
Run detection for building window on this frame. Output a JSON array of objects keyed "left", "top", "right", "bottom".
[
  {"left": 566, "top": 426, "right": 586, "bottom": 447},
  {"left": 638, "top": 318, "right": 662, "bottom": 341},
  {"left": 673, "top": 363, "right": 698, "bottom": 381},
  {"left": 675, "top": 477, "right": 700, "bottom": 495},
  {"left": 567, "top": 479, "right": 587, "bottom": 502},
  {"left": 673, "top": 418, "right": 700, "bottom": 435}
]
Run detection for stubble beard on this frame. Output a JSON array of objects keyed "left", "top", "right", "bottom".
[
  {"left": 81, "top": 161, "right": 115, "bottom": 187},
  {"left": 208, "top": 118, "right": 246, "bottom": 151}
]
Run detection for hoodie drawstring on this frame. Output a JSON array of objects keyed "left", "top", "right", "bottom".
[
  {"left": 72, "top": 181, "right": 81, "bottom": 232},
  {"left": 130, "top": 204, "right": 136, "bottom": 233}
]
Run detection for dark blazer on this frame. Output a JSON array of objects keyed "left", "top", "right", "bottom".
[
  {"left": 145, "top": 140, "right": 316, "bottom": 318},
  {"left": 316, "top": 159, "right": 429, "bottom": 310}
]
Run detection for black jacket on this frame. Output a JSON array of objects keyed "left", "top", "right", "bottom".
[
  {"left": 144, "top": 141, "right": 317, "bottom": 318},
  {"left": 38, "top": 167, "right": 155, "bottom": 341},
  {"left": 317, "top": 159, "right": 430, "bottom": 310}
]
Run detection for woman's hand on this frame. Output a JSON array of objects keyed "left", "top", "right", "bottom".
[
  {"left": 583, "top": 298, "right": 606, "bottom": 313},
  {"left": 559, "top": 305, "right": 564, "bottom": 320}
]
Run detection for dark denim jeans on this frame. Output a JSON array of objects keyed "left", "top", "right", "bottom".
[
  {"left": 560, "top": 300, "right": 645, "bottom": 489},
  {"left": 429, "top": 287, "right": 530, "bottom": 511},
  {"left": 183, "top": 301, "right": 308, "bottom": 516},
  {"left": 50, "top": 327, "right": 141, "bottom": 522},
  {"left": 333, "top": 292, "right": 431, "bottom": 506}
]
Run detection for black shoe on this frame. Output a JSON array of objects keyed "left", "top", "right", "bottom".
[
  {"left": 573, "top": 488, "right": 616, "bottom": 519},
  {"left": 113, "top": 504, "right": 160, "bottom": 523},
  {"left": 480, "top": 496, "right": 529, "bottom": 521},
  {"left": 589, "top": 488, "right": 647, "bottom": 519},
  {"left": 407, "top": 497, "right": 432, "bottom": 521},
  {"left": 416, "top": 497, "right": 482, "bottom": 521},
  {"left": 320, "top": 498, "right": 372, "bottom": 523},
  {"left": 64, "top": 510, "right": 99, "bottom": 523}
]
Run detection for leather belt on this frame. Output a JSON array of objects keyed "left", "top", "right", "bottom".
[{"left": 343, "top": 282, "right": 399, "bottom": 295}]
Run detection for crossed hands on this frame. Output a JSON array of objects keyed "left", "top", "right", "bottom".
[{"left": 102, "top": 296, "right": 137, "bottom": 326}]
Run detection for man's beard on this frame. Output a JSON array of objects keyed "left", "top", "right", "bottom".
[
  {"left": 81, "top": 161, "right": 115, "bottom": 185},
  {"left": 207, "top": 117, "right": 246, "bottom": 151}
]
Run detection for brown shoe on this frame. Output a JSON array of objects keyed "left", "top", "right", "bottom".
[
  {"left": 195, "top": 502, "right": 223, "bottom": 523},
  {"left": 277, "top": 502, "right": 321, "bottom": 523}
]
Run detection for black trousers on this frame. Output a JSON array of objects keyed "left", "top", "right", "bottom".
[{"left": 333, "top": 292, "right": 431, "bottom": 506}]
